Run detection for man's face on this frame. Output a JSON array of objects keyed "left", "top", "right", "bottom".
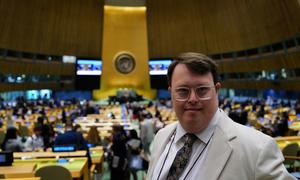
[{"left": 170, "top": 64, "right": 221, "bottom": 133}]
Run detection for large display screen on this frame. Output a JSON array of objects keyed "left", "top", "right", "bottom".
[
  {"left": 26, "top": 89, "right": 52, "bottom": 100},
  {"left": 149, "top": 60, "right": 172, "bottom": 75},
  {"left": 75, "top": 58, "right": 102, "bottom": 90},
  {"left": 76, "top": 59, "right": 102, "bottom": 75}
]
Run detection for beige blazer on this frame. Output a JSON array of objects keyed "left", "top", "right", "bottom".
[{"left": 147, "top": 110, "right": 295, "bottom": 180}]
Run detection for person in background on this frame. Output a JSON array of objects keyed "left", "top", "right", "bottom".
[
  {"left": 139, "top": 113, "right": 155, "bottom": 156},
  {"left": 295, "top": 100, "right": 300, "bottom": 115},
  {"left": 54, "top": 122, "right": 92, "bottom": 167},
  {"left": 37, "top": 116, "right": 53, "bottom": 148},
  {"left": 83, "top": 101, "right": 96, "bottom": 116},
  {"left": 6, "top": 108, "right": 14, "bottom": 128},
  {"left": 1, "top": 126, "right": 24, "bottom": 152},
  {"left": 86, "top": 126, "right": 102, "bottom": 146},
  {"left": 61, "top": 107, "right": 67, "bottom": 124},
  {"left": 154, "top": 115, "right": 165, "bottom": 134},
  {"left": 73, "top": 124, "right": 83, "bottom": 133},
  {"left": 127, "top": 129, "right": 143, "bottom": 180},
  {"left": 0, "top": 120, "right": 4, "bottom": 132},
  {"left": 24, "top": 125, "right": 44, "bottom": 151},
  {"left": 54, "top": 122, "right": 87, "bottom": 150},
  {"left": 277, "top": 112, "right": 289, "bottom": 136},
  {"left": 147, "top": 52, "right": 295, "bottom": 180},
  {"left": 0, "top": 120, "right": 5, "bottom": 149},
  {"left": 109, "top": 125, "right": 129, "bottom": 180}
]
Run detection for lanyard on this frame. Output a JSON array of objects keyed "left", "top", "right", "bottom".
[
  {"left": 156, "top": 129, "right": 176, "bottom": 180},
  {"left": 156, "top": 129, "right": 214, "bottom": 180}
]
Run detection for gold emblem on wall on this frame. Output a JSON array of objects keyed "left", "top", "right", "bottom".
[{"left": 115, "top": 53, "right": 135, "bottom": 74}]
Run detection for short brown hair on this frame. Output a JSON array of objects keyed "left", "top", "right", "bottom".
[{"left": 167, "top": 52, "right": 218, "bottom": 86}]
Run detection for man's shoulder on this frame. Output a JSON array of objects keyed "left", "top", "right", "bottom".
[
  {"left": 150, "top": 122, "right": 177, "bottom": 158},
  {"left": 225, "top": 120, "right": 275, "bottom": 150},
  {"left": 156, "top": 122, "right": 177, "bottom": 136},
  {"left": 217, "top": 110, "right": 273, "bottom": 143},
  {"left": 55, "top": 133, "right": 67, "bottom": 140},
  {"left": 235, "top": 122, "right": 272, "bottom": 140},
  {"left": 151, "top": 122, "right": 177, "bottom": 146},
  {"left": 58, "top": 131, "right": 77, "bottom": 139}
]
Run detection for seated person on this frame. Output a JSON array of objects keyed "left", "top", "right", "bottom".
[
  {"left": 0, "top": 120, "right": 4, "bottom": 131},
  {"left": 24, "top": 126, "right": 44, "bottom": 151},
  {"left": 54, "top": 122, "right": 91, "bottom": 167},
  {"left": 1, "top": 126, "right": 24, "bottom": 152},
  {"left": 54, "top": 122, "right": 87, "bottom": 150},
  {"left": 86, "top": 126, "right": 102, "bottom": 146},
  {"left": 73, "top": 124, "right": 83, "bottom": 133}
]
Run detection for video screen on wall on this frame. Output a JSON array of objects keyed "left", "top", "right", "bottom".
[
  {"left": 149, "top": 59, "right": 172, "bottom": 89},
  {"left": 149, "top": 59, "right": 172, "bottom": 75},
  {"left": 26, "top": 89, "right": 52, "bottom": 100},
  {"left": 75, "top": 59, "right": 102, "bottom": 90},
  {"left": 76, "top": 59, "right": 102, "bottom": 76}
]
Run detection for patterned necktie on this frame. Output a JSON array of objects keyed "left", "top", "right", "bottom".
[{"left": 166, "top": 133, "right": 198, "bottom": 180}]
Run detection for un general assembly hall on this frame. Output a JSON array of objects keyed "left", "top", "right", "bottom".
[{"left": 0, "top": 0, "right": 300, "bottom": 180}]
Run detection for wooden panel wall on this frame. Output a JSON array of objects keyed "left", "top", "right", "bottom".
[
  {"left": 0, "top": 0, "right": 299, "bottom": 59},
  {"left": 222, "top": 80, "right": 300, "bottom": 92},
  {"left": 218, "top": 52, "right": 300, "bottom": 73},
  {"left": 218, "top": 51, "right": 300, "bottom": 92},
  {"left": 0, "top": 0, "right": 103, "bottom": 57},
  {"left": 0, "top": 82, "right": 74, "bottom": 92},
  {"left": 0, "top": 57, "right": 75, "bottom": 76},
  {"left": 147, "top": 0, "right": 300, "bottom": 58}
]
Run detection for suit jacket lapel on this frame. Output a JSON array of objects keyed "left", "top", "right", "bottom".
[
  {"left": 148, "top": 123, "right": 177, "bottom": 179},
  {"left": 153, "top": 126, "right": 176, "bottom": 163},
  {"left": 199, "top": 127, "right": 233, "bottom": 180},
  {"left": 198, "top": 110, "right": 235, "bottom": 180}
]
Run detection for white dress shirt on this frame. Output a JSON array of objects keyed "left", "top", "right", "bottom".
[{"left": 152, "top": 109, "right": 220, "bottom": 180}]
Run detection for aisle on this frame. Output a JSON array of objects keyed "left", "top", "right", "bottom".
[{"left": 97, "top": 162, "right": 146, "bottom": 180}]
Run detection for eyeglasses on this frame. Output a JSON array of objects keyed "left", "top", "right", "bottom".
[{"left": 172, "top": 85, "right": 216, "bottom": 101}]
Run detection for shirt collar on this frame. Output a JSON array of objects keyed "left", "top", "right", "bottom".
[{"left": 175, "top": 108, "right": 220, "bottom": 144}]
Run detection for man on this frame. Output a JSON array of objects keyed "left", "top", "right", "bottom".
[
  {"left": 37, "top": 116, "right": 53, "bottom": 148},
  {"left": 54, "top": 122, "right": 87, "bottom": 150},
  {"left": 140, "top": 112, "right": 155, "bottom": 155},
  {"left": 54, "top": 122, "right": 92, "bottom": 167},
  {"left": 147, "top": 52, "right": 295, "bottom": 180},
  {"left": 24, "top": 125, "right": 44, "bottom": 151}
]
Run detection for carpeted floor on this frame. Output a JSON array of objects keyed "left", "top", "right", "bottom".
[{"left": 94, "top": 162, "right": 146, "bottom": 180}]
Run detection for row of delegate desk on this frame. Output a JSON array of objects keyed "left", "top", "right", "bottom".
[
  {"left": 1, "top": 136, "right": 299, "bottom": 179},
  {"left": 0, "top": 147, "right": 104, "bottom": 180},
  {"left": 275, "top": 136, "right": 300, "bottom": 150},
  {"left": 1, "top": 158, "right": 88, "bottom": 179}
]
